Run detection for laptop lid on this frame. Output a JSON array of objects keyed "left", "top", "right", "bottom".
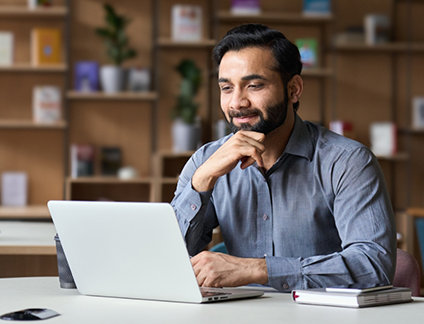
[{"left": 48, "top": 200, "right": 263, "bottom": 303}]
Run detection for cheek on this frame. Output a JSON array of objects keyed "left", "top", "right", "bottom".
[{"left": 220, "top": 94, "right": 231, "bottom": 111}]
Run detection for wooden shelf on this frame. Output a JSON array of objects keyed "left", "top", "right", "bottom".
[
  {"left": 302, "top": 68, "right": 333, "bottom": 78},
  {"left": 217, "top": 11, "right": 333, "bottom": 24},
  {"left": 67, "top": 91, "right": 158, "bottom": 101},
  {"left": 0, "top": 63, "right": 67, "bottom": 73},
  {"left": 399, "top": 127, "right": 424, "bottom": 134},
  {"left": 0, "top": 120, "right": 67, "bottom": 129},
  {"left": 156, "top": 150, "right": 194, "bottom": 158},
  {"left": 0, "top": 205, "right": 51, "bottom": 219},
  {"left": 67, "top": 176, "right": 154, "bottom": 184},
  {"left": 375, "top": 152, "right": 409, "bottom": 161},
  {"left": 0, "top": 5, "right": 68, "bottom": 17},
  {"left": 334, "top": 42, "right": 424, "bottom": 53},
  {"left": 157, "top": 38, "right": 216, "bottom": 48}
]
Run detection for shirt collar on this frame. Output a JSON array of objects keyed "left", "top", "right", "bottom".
[{"left": 283, "top": 113, "right": 314, "bottom": 162}]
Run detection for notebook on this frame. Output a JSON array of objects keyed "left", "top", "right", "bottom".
[
  {"left": 47, "top": 200, "right": 264, "bottom": 304},
  {"left": 292, "top": 286, "right": 412, "bottom": 308}
]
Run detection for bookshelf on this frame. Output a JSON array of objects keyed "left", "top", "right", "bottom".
[
  {"left": 0, "top": 0, "right": 69, "bottom": 220},
  {"left": 0, "top": 0, "right": 423, "bottom": 283}
]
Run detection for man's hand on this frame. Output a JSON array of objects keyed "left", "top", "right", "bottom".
[
  {"left": 191, "top": 251, "right": 268, "bottom": 288},
  {"left": 192, "top": 131, "right": 265, "bottom": 192}
]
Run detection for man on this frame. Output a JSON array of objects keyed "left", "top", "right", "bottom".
[{"left": 171, "top": 24, "right": 396, "bottom": 292}]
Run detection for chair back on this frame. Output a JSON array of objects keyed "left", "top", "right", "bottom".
[{"left": 393, "top": 248, "right": 421, "bottom": 297}]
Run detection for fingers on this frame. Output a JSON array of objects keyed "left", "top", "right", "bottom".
[{"left": 233, "top": 132, "right": 265, "bottom": 168}]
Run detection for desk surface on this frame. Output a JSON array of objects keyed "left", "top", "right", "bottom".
[
  {"left": 0, "top": 221, "right": 56, "bottom": 255},
  {"left": 0, "top": 277, "right": 423, "bottom": 324}
]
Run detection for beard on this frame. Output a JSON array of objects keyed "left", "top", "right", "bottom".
[{"left": 225, "top": 95, "right": 289, "bottom": 135}]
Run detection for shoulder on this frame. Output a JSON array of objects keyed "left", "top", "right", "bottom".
[{"left": 305, "top": 121, "right": 376, "bottom": 169}]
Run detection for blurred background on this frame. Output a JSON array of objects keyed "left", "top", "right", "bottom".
[{"left": 0, "top": 0, "right": 424, "bottom": 293}]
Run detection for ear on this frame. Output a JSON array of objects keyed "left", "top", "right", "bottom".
[{"left": 288, "top": 75, "right": 303, "bottom": 104}]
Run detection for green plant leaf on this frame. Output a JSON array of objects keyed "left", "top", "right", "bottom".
[{"left": 95, "top": 3, "right": 137, "bottom": 66}]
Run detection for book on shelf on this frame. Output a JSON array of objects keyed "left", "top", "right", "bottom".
[
  {"left": 292, "top": 286, "right": 412, "bottom": 308},
  {"left": 303, "top": 0, "right": 331, "bottom": 16},
  {"left": 1, "top": 172, "right": 28, "bottom": 207},
  {"left": 100, "top": 147, "right": 122, "bottom": 176},
  {"left": 74, "top": 61, "right": 100, "bottom": 92},
  {"left": 0, "top": 32, "right": 14, "bottom": 66},
  {"left": 33, "top": 86, "right": 61, "bottom": 123},
  {"left": 296, "top": 38, "right": 318, "bottom": 69},
  {"left": 31, "top": 28, "right": 62, "bottom": 66},
  {"left": 329, "top": 120, "right": 354, "bottom": 139},
  {"left": 412, "top": 97, "right": 424, "bottom": 130},
  {"left": 171, "top": 5, "right": 202, "bottom": 42},
  {"left": 370, "top": 122, "right": 397, "bottom": 157},
  {"left": 364, "top": 14, "right": 390, "bottom": 45},
  {"left": 28, "top": 0, "right": 52, "bottom": 9},
  {"left": 70, "top": 144, "right": 95, "bottom": 178},
  {"left": 230, "top": 0, "right": 261, "bottom": 15}
]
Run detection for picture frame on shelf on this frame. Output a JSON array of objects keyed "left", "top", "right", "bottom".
[
  {"left": 0, "top": 32, "right": 14, "bottom": 66},
  {"left": 171, "top": 4, "right": 202, "bottom": 42},
  {"left": 1, "top": 172, "right": 28, "bottom": 207},
  {"left": 74, "top": 61, "right": 100, "bottom": 92},
  {"left": 296, "top": 38, "right": 318, "bottom": 69},
  {"left": 412, "top": 97, "right": 424, "bottom": 130}
]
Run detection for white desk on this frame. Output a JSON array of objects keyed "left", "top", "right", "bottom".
[{"left": 0, "top": 277, "right": 423, "bottom": 324}]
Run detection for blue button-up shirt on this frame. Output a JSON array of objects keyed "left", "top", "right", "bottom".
[{"left": 171, "top": 114, "right": 397, "bottom": 292}]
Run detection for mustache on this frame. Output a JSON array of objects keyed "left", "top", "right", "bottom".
[{"left": 228, "top": 108, "right": 263, "bottom": 118}]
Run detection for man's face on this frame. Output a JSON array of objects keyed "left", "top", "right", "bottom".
[{"left": 218, "top": 47, "right": 289, "bottom": 135}]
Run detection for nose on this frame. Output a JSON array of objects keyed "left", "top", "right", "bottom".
[{"left": 229, "top": 88, "right": 249, "bottom": 110}]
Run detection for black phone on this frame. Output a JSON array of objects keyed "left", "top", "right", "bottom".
[{"left": 0, "top": 308, "right": 60, "bottom": 321}]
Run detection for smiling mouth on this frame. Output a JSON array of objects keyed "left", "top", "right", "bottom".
[{"left": 233, "top": 115, "right": 258, "bottom": 125}]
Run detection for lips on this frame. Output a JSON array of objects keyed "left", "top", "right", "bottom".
[
  {"left": 229, "top": 109, "right": 260, "bottom": 123},
  {"left": 233, "top": 115, "right": 258, "bottom": 124}
]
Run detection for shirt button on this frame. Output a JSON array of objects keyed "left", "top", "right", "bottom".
[
  {"left": 263, "top": 214, "right": 268, "bottom": 220},
  {"left": 283, "top": 283, "right": 289, "bottom": 290},
  {"left": 263, "top": 253, "right": 267, "bottom": 257},
  {"left": 190, "top": 204, "right": 197, "bottom": 211}
]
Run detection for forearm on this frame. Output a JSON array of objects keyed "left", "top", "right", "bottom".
[{"left": 266, "top": 241, "right": 395, "bottom": 292}]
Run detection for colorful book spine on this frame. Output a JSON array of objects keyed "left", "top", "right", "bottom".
[
  {"left": 31, "top": 28, "right": 62, "bottom": 66},
  {"left": 231, "top": 0, "right": 261, "bottom": 15},
  {"left": 70, "top": 144, "right": 95, "bottom": 178},
  {"left": 303, "top": 0, "right": 331, "bottom": 16}
]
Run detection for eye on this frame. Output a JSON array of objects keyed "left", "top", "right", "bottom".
[
  {"left": 220, "top": 85, "right": 232, "bottom": 93},
  {"left": 248, "top": 83, "right": 264, "bottom": 90}
]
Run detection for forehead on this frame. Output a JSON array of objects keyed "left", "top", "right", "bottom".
[{"left": 218, "top": 47, "right": 277, "bottom": 79}]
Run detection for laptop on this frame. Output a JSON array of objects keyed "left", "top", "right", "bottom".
[{"left": 47, "top": 200, "right": 264, "bottom": 303}]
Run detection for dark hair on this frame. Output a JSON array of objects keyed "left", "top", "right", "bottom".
[{"left": 212, "top": 23, "right": 302, "bottom": 110}]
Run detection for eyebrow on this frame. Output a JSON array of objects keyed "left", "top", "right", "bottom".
[{"left": 218, "top": 74, "right": 267, "bottom": 83}]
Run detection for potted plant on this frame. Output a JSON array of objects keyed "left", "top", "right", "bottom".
[
  {"left": 95, "top": 3, "right": 137, "bottom": 93},
  {"left": 171, "top": 59, "right": 202, "bottom": 152}
]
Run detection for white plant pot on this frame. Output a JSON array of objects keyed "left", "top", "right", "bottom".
[
  {"left": 172, "top": 119, "right": 201, "bottom": 152},
  {"left": 100, "top": 65, "right": 125, "bottom": 93}
]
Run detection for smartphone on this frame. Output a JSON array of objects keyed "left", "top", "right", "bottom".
[{"left": 0, "top": 308, "right": 60, "bottom": 321}]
